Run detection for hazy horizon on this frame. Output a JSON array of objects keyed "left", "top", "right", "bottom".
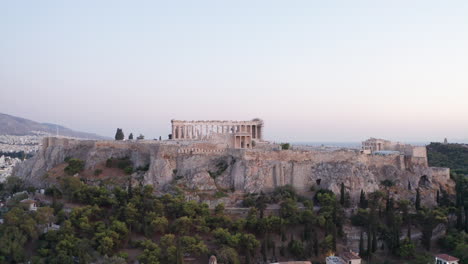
[{"left": 1, "top": 1, "right": 467, "bottom": 142}]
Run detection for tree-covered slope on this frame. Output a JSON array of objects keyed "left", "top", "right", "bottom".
[{"left": 427, "top": 143, "right": 468, "bottom": 175}]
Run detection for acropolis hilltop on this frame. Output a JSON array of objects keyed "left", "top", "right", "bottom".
[{"left": 14, "top": 118, "right": 452, "bottom": 209}]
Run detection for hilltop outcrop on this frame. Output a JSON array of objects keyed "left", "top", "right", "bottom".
[{"left": 14, "top": 137, "right": 454, "bottom": 206}]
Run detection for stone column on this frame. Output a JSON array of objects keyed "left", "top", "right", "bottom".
[{"left": 172, "top": 125, "right": 175, "bottom": 139}]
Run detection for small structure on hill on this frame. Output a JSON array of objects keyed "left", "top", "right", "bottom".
[
  {"left": 171, "top": 119, "right": 264, "bottom": 149},
  {"left": 340, "top": 251, "right": 361, "bottom": 264},
  {"left": 361, "top": 138, "right": 427, "bottom": 158},
  {"left": 326, "top": 251, "right": 361, "bottom": 264},
  {"left": 435, "top": 254, "right": 459, "bottom": 264},
  {"left": 208, "top": 255, "right": 217, "bottom": 264},
  {"left": 20, "top": 199, "right": 37, "bottom": 211}
]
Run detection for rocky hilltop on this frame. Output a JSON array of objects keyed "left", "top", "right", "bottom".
[{"left": 14, "top": 137, "right": 453, "bottom": 206}]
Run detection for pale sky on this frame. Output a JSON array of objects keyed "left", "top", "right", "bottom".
[{"left": 1, "top": 1, "right": 467, "bottom": 142}]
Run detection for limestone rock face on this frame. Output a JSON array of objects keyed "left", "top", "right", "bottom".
[
  {"left": 13, "top": 138, "right": 454, "bottom": 207},
  {"left": 183, "top": 171, "right": 217, "bottom": 191}
]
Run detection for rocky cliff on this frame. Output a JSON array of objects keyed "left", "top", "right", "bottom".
[{"left": 14, "top": 137, "right": 454, "bottom": 206}]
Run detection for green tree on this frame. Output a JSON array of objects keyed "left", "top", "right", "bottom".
[
  {"left": 397, "top": 238, "right": 415, "bottom": 258},
  {"left": 415, "top": 188, "right": 421, "bottom": 211},
  {"left": 359, "top": 232, "right": 364, "bottom": 256},
  {"left": 240, "top": 233, "right": 260, "bottom": 264},
  {"left": 138, "top": 239, "right": 161, "bottom": 264},
  {"left": 417, "top": 208, "right": 448, "bottom": 250},
  {"left": 288, "top": 239, "right": 304, "bottom": 259},
  {"left": 128, "top": 133, "right": 134, "bottom": 140},
  {"left": 359, "top": 190, "right": 368, "bottom": 209},
  {"left": 115, "top": 128, "right": 124, "bottom": 140},
  {"left": 279, "top": 198, "right": 299, "bottom": 224},
  {"left": 64, "top": 158, "right": 85, "bottom": 176},
  {"left": 453, "top": 242, "right": 468, "bottom": 264},
  {"left": 150, "top": 216, "right": 169, "bottom": 234},
  {"left": 217, "top": 247, "right": 240, "bottom": 264},
  {"left": 340, "top": 182, "right": 345, "bottom": 206}
]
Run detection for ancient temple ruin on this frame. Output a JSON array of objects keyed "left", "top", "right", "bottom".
[{"left": 171, "top": 119, "right": 264, "bottom": 149}]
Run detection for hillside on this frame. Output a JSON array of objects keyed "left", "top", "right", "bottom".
[
  {"left": 427, "top": 142, "right": 468, "bottom": 175},
  {"left": 0, "top": 113, "right": 108, "bottom": 139}
]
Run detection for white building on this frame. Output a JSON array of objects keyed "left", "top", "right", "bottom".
[
  {"left": 435, "top": 254, "right": 459, "bottom": 264},
  {"left": 20, "top": 199, "right": 38, "bottom": 211}
]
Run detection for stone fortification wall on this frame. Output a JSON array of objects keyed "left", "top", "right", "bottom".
[{"left": 14, "top": 138, "right": 453, "bottom": 207}]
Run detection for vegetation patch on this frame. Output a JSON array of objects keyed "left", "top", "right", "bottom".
[
  {"left": 209, "top": 159, "right": 229, "bottom": 180},
  {"left": 64, "top": 158, "right": 85, "bottom": 175},
  {"left": 214, "top": 190, "right": 228, "bottom": 198},
  {"left": 427, "top": 142, "right": 468, "bottom": 175},
  {"left": 105, "top": 157, "right": 133, "bottom": 171},
  {"left": 380, "top": 179, "right": 395, "bottom": 187},
  {"left": 280, "top": 143, "right": 290, "bottom": 150}
]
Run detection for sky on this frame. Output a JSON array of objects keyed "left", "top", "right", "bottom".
[{"left": 1, "top": 0, "right": 467, "bottom": 142}]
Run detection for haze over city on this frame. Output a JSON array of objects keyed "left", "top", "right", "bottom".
[{"left": 1, "top": 1, "right": 467, "bottom": 142}]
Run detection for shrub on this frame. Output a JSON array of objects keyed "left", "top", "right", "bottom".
[
  {"left": 280, "top": 143, "right": 290, "bottom": 150},
  {"left": 94, "top": 169, "right": 103, "bottom": 176},
  {"left": 45, "top": 186, "right": 63, "bottom": 198},
  {"left": 124, "top": 166, "right": 133, "bottom": 175},
  {"left": 64, "top": 158, "right": 85, "bottom": 175},
  {"left": 381, "top": 179, "right": 395, "bottom": 187},
  {"left": 215, "top": 191, "right": 228, "bottom": 199},
  {"left": 137, "top": 164, "right": 150, "bottom": 172},
  {"left": 117, "top": 158, "right": 132, "bottom": 170}
]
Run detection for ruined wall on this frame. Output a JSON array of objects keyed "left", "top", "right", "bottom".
[{"left": 14, "top": 138, "right": 453, "bottom": 206}]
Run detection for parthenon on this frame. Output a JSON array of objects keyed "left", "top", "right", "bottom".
[{"left": 171, "top": 119, "right": 264, "bottom": 149}]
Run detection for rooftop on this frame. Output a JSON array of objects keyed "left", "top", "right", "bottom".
[{"left": 435, "top": 254, "right": 459, "bottom": 261}]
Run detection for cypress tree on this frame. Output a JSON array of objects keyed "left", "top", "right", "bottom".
[
  {"left": 367, "top": 228, "right": 372, "bottom": 258},
  {"left": 115, "top": 128, "right": 124, "bottom": 140},
  {"left": 128, "top": 133, "right": 134, "bottom": 140},
  {"left": 407, "top": 223, "right": 412, "bottom": 240},
  {"left": 359, "top": 190, "right": 368, "bottom": 209},
  {"left": 176, "top": 240, "right": 184, "bottom": 264},
  {"left": 332, "top": 224, "right": 337, "bottom": 252},
  {"left": 313, "top": 232, "right": 319, "bottom": 257},
  {"left": 415, "top": 188, "right": 421, "bottom": 210},
  {"left": 436, "top": 190, "right": 440, "bottom": 204},
  {"left": 456, "top": 207, "right": 463, "bottom": 230},
  {"left": 340, "top": 182, "right": 345, "bottom": 206},
  {"left": 359, "top": 232, "right": 364, "bottom": 256},
  {"left": 372, "top": 229, "right": 377, "bottom": 253},
  {"left": 408, "top": 181, "right": 412, "bottom": 190},
  {"left": 465, "top": 206, "right": 468, "bottom": 233},
  {"left": 128, "top": 177, "right": 133, "bottom": 199}
]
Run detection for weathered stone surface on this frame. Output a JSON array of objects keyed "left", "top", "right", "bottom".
[
  {"left": 184, "top": 171, "right": 217, "bottom": 191},
  {"left": 13, "top": 138, "right": 454, "bottom": 207}
]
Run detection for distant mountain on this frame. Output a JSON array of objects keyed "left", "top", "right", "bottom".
[{"left": 0, "top": 113, "right": 109, "bottom": 140}]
